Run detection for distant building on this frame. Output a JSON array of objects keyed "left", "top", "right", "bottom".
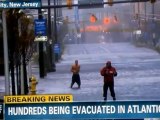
[{"left": 133, "top": 1, "right": 160, "bottom": 22}]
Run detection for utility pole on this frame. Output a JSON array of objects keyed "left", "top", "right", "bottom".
[
  {"left": 47, "top": 0, "right": 56, "bottom": 72},
  {"left": 152, "top": 2, "right": 155, "bottom": 23},
  {"left": 144, "top": 2, "right": 146, "bottom": 24},
  {"left": 38, "top": 7, "right": 45, "bottom": 78},
  {"left": 2, "top": 10, "right": 10, "bottom": 95},
  {"left": 152, "top": 2, "right": 156, "bottom": 46},
  {"left": 144, "top": 2, "right": 147, "bottom": 41},
  {"left": 54, "top": 0, "right": 58, "bottom": 62},
  {"left": 74, "top": 0, "right": 80, "bottom": 44},
  {"left": 138, "top": 2, "right": 140, "bottom": 29}
]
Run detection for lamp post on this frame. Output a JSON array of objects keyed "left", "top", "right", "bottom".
[
  {"left": 54, "top": 0, "right": 58, "bottom": 62},
  {"left": 47, "top": 0, "right": 56, "bottom": 72},
  {"left": 74, "top": 0, "right": 80, "bottom": 44},
  {"left": 138, "top": 2, "right": 140, "bottom": 29},
  {"left": 38, "top": 8, "right": 45, "bottom": 78},
  {"left": 2, "top": 10, "right": 10, "bottom": 95}
]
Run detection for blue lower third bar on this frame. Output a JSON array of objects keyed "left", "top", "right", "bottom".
[
  {"left": 0, "top": 102, "right": 3, "bottom": 119},
  {"left": 5, "top": 101, "right": 160, "bottom": 119}
]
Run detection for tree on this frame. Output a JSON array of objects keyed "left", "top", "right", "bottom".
[
  {"left": 18, "top": 14, "right": 35, "bottom": 95},
  {"left": 6, "top": 9, "right": 35, "bottom": 95},
  {"left": 6, "top": 9, "right": 20, "bottom": 95}
]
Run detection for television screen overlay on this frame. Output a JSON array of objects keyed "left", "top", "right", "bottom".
[{"left": 0, "top": 0, "right": 160, "bottom": 120}]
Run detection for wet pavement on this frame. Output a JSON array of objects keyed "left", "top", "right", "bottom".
[
  {"left": 34, "top": 42, "right": 160, "bottom": 101},
  {"left": 1, "top": 42, "right": 160, "bottom": 101},
  {"left": 1, "top": 42, "right": 160, "bottom": 120}
]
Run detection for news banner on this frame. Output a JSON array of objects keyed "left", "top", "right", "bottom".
[
  {"left": 0, "top": 94, "right": 159, "bottom": 119},
  {"left": 0, "top": 0, "right": 160, "bottom": 119},
  {"left": 0, "top": 0, "right": 40, "bottom": 8}
]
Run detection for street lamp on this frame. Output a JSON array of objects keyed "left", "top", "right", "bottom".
[
  {"left": 38, "top": 8, "right": 46, "bottom": 78},
  {"left": 47, "top": 0, "right": 56, "bottom": 72}
]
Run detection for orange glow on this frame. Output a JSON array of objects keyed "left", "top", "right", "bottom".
[
  {"left": 80, "top": 25, "right": 107, "bottom": 32},
  {"left": 67, "top": 0, "right": 72, "bottom": 9},
  {"left": 103, "top": 17, "right": 110, "bottom": 24},
  {"left": 80, "top": 25, "right": 134, "bottom": 32},
  {"left": 90, "top": 15, "right": 97, "bottom": 23},
  {"left": 85, "top": 25, "right": 103, "bottom": 32}
]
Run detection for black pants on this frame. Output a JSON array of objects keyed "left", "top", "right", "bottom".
[
  {"left": 71, "top": 74, "right": 81, "bottom": 88},
  {"left": 103, "top": 82, "right": 115, "bottom": 99}
]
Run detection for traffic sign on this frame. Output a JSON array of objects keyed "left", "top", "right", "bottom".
[
  {"left": 54, "top": 44, "right": 60, "bottom": 54},
  {"left": 34, "top": 19, "right": 47, "bottom": 36},
  {"left": 34, "top": 36, "right": 47, "bottom": 42}
]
